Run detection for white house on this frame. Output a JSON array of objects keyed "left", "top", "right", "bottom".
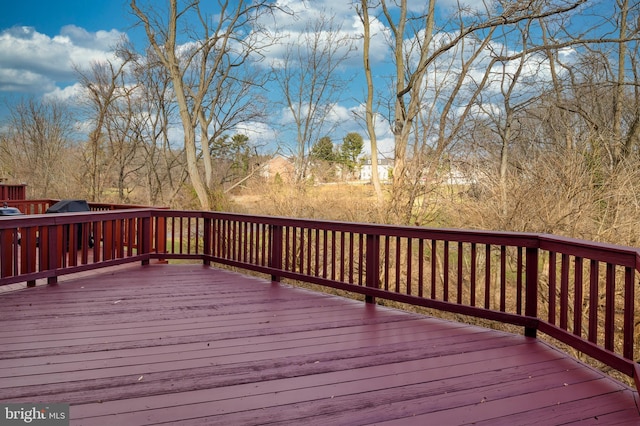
[{"left": 360, "top": 158, "right": 394, "bottom": 183}]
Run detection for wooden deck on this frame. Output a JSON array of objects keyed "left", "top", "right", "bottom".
[{"left": 0, "top": 264, "right": 638, "bottom": 425}]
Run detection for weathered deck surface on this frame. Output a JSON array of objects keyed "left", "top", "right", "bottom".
[{"left": 0, "top": 264, "right": 638, "bottom": 425}]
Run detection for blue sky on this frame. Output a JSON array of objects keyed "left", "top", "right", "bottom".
[
  {"left": 0, "top": 1, "right": 132, "bottom": 35},
  {"left": 0, "top": 0, "right": 128, "bottom": 111},
  {"left": 0, "top": 0, "right": 396, "bottom": 154},
  {"left": 0, "top": 0, "right": 609, "bottom": 156},
  {"left": 0, "top": 0, "right": 136, "bottom": 96}
]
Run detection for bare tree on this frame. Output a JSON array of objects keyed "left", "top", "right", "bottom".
[
  {"left": 356, "top": 0, "right": 384, "bottom": 203},
  {"left": 381, "top": 0, "right": 435, "bottom": 195},
  {"left": 479, "top": 20, "right": 540, "bottom": 217},
  {"left": 449, "top": 0, "right": 640, "bottom": 243},
  {"left": 537, "top": 0, "right": 640, "bottom": 168},
  {"left": 130, "top": 48, "right": 189, "bottom": 207},
  {"left": 596, "top": 0, "right": 640, "bottom": 165},
  {"left": 271, "top": 13, "right": 355, "bottom": 181},
  {"left": 356, "top": 0, "right": 587, "bottom": 223},
  {"left": 0, "top": 99, "right": 74, "bottom": 198},
  {"left": 76, "top": 54, "right": 133, "bottom": 202},
  {"left": 130, "top": 0, "right": 277, "bottom": 210},
  {"left": 100, "top": 52, "right": 146, "bottom": 203}
]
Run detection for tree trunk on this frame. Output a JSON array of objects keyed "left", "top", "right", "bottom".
[{"left": 359, "top": 0, "right": 383, "bottom": 204}]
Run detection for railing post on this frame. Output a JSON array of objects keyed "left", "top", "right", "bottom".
[
  {"left": 103, "top": 220, "right": 114, "bottom": 261},
  {"left": 46, "top": 225, "right": 60, "bottom": 285},
  {"left": 154, "top": 214, "right": 168, "bottom": 264},
  {"left": 140, "top": 215, "right": 151, "bottom": 266},
  {"left": 623, "top": 266, "right": 635, "bottom": 360},
  {"left": 203, "top": 217, "right": 211, "bottom": 266},
  {"left": 269, "top": 224, "right": 283, "bottom": 282},
  {"left": 21, "top": 227, "right": 37, "bottom": 287},
  {"left": 0, "top": 230, "right": 14, "bottom": 279},
  {"left": 365, "top": 234, "right": 380, "bottom": 304},
  {"left": 525, "top": 247, "right": 539, "bottom": 338}
]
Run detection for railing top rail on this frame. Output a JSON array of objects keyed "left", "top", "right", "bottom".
[
  {"left": 1, "top": 199, "right": 168, "bottom": 212},
  {"left": 0, "top": 208, "right": 155, "bottom": 229},
  {"left": 193, "top": 210, "right": 541, "bottom": 246},
  {"left": 2, "top": 208, "right": 639, "bottom": 271},
  {"left": 538, "top": 234, "right": 640, "bottom": 268},
  {"left": 194, "top": 211, "right": 640, "bottom": 270}
]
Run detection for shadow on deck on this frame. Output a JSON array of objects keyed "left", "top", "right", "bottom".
[{"left": 0, "top": 264, "right": 638, "bottom": 425}]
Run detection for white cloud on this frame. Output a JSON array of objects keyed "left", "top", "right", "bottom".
[
  {"left": 0, "top": 25, "right": 126, "bottom": 94},
  {"left": 0, "top": 67, "right": 56, "bottom": 93},
  {"left": 349, "top": 13, "right": 390, "bottom": 65},
  {"left": 42, "top": 82, "right": 85, "bottom": 103},
  {"left": 59, "top": 25, "right": 123, "bottom": 50},
  {"left": 435, "top": 0, "right": 492, "bottom": 16},
  {"left": 234, "top": 121, "right": 279, "bottom": 150},
  {"left": 326, "top": 103, "right": 352, "bottom": 123},
  {"left": 348, "top": 103, "right": 394, "bottom": 157},
  {"left": 272, "top": 0, "right": 355, "bottom": 30},
  {"left": 259, "top": 0, "right": 390, "bottom": 69}
]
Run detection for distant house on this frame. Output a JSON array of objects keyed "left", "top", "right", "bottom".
[
  {"left": 445, "top": 166, "right": 475, "bottom": 186},
  {"left": 259, "top": 155, "right": 295, "bottom": 183},
  {"left": 360, "top": 158, "right": 394, "bottom": 183}
]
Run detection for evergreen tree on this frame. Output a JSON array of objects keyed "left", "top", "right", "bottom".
[
  {"left": 340, "top": 132, "right": 363, "bottom": 172},
  {"left": 310, "top": 136, "right": 336, "bottom": 162}
]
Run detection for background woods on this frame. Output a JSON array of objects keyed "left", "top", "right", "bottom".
[{"left": 1, "top": 0, "right": 639, "bottom": 248}]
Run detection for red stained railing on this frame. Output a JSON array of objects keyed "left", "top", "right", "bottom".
[
  {"left": 1, "top": 209, "right": 640, "bottom": 391},
  {"left": 0, "top": 184, "right": 27, "bottom": 201},
  {"left": 0, "top": 199, "right": 161, "bottom": 214},
  {"left": 0, "top": 209, "right": 160, "bottom": 286}
]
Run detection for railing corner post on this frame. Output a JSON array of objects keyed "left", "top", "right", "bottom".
[
  {"left": 203, "top": 216, "right": 212, "bottom": 266},
  {"left": 155, "top": 214, "right": 168, "bottom": 264},
  {"left": 269, "top": 224, "right": 283, "bottom": 282},
  {"left": 365, "top": 234, "right": 380, "bottom": 304},
  {"left": 46, "top": 224, "right": 59, "bottom": 286},
  {"left": 140, "top": 214, "right": 151, "bottom": 266},
  {"left": 0, "top": 230, "right": 14, "bottom": 279},
  {"left": 525, "top": 246, "right": 539, "bottom": 338}
]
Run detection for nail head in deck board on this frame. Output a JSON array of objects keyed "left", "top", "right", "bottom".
[{"left": 0, "top": 264, "right": 637, "bottom": 424}]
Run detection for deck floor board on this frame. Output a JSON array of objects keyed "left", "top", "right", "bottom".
[{"left": 0, "top": 264, "right": 638, "bottom": 425}]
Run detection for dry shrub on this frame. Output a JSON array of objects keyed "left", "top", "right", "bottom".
[
  {"left": 449, "top": 152, "right": 640, "bottom": 246},
  {"left": 231, "top": 179, "right": 382, "bottom": 223}
]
